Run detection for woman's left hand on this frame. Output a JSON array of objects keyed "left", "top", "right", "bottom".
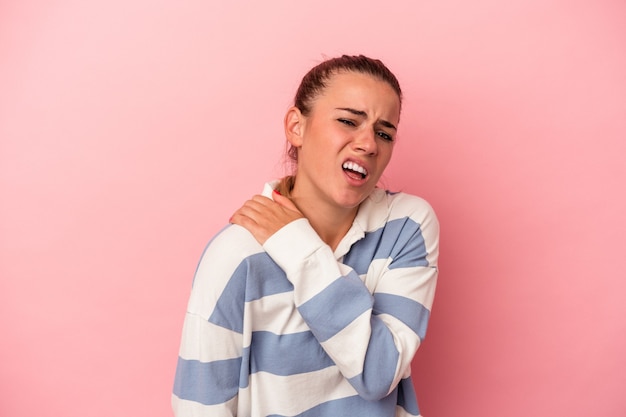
[{"left": 230, "top": 191, "right": 304, "bottom": 245}]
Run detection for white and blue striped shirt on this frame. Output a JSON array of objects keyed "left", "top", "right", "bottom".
[{"left": 173, "top": 183, "right": 439, "bottom": 417}]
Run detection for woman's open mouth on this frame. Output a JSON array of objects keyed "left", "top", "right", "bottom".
[{"left": 342, "top": 161, "right": 368, "bottom": 180}]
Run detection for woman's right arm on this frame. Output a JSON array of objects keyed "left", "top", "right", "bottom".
[{"left": 172, "top": 225, "right": 261, "bottom": 417}]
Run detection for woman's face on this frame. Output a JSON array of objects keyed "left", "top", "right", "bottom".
[{"left": 286, "top": 71, "right": 401, "bottom": 211}]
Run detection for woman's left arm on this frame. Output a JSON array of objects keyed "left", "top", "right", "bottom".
[{"left": 231, "top": 193, "right": 439, "bottom": 401}]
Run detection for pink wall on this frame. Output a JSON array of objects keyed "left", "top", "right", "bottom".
[{"left": 1, "top": 1, "right": 625, "bottom": 416}]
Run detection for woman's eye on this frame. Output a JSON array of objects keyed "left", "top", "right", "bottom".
[
  {"left": 338, "top": 118, "right": 356, "bottom": 126},
  {"left": 377, "top": 131, "right": 394, "bottom": 142}
]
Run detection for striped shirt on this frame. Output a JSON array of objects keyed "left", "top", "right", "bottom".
[{"left": 173, "top": 182, "right": 439, "bottom": 417}]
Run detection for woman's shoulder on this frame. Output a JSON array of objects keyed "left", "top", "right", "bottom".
[
  {"left": 387, "top": 189, "right": 433, "bottom": 208},
  {"left": 202, "top": 223, "right": 263, "bottom": 263},
  {"left": 193, "top": 224, "right": 263, "bottom": 281},
  {"left": 371, "top": 189, "right": 437, "bottom": 221},
  {"left": 357, "top": 189, "right": 438, "bottom": 235},
  {"left": 382, "top": 190, "right": 440, "bottom": 244}
]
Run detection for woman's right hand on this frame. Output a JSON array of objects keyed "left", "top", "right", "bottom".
[{"left": 230, "top": 191, "right": 304, "bottom": 245}]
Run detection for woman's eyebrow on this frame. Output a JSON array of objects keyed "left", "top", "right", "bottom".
[
  {"left": 336, "top": 107, "right": 397, "bottom": 131},
  {"left": 336, "top": 107, "right": 367, "bottom": 117},
  {"left": 378, "top": 120, "right": 397, "bottom": 131}
]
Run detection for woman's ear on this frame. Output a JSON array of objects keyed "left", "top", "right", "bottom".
[{"left": 284, "top": 106, "right": 304, "bottom": 148}]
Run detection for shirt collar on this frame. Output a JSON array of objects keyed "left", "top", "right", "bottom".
[{"left": 261, "top": 181, "right": 390, "bottom": 258}]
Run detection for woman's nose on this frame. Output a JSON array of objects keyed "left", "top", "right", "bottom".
[{"left": 353, "top": 129, "right": 378, "bottom": 155}]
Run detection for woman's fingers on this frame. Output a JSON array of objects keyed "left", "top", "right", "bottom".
[{"left": 230, "top": 194, "right": 303, "bottom": 244}]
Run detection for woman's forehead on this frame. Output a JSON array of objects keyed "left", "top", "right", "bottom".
[{"left": 313, "top": 72, "right": 401, "bottom": 119}]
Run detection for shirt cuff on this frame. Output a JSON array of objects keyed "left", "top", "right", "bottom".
[{"left": 262, "top": 218, "right": 325, "bottom": 277}]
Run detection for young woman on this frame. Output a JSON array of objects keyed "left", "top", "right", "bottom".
[{"left": 173, "top": 55, "right": 439, "bottom": 417}]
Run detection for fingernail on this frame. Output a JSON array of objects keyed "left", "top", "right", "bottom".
[{"left": 273, "top": 190, "right": 281, "bottom": 196}]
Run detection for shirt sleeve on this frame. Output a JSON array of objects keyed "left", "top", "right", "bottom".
[
  {"left": 262, "top": 200, "right": 439, "bottom": 401},
  {"left": 172, "top": 311, "right": 241, "bottom": 416},
  {"left": 172, "top": 225, "right": 262, "bottom": 416}
]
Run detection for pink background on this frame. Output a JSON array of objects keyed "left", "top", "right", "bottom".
[{"left": 1, "top": 1, "right": 625, "bottom": 416}]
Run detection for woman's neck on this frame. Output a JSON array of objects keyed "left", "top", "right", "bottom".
[
  {"left": 301, "top": 202, "right": 357, "bottom": 252},
  {"left": 278, "top": 176, "right": 357, "bottom": 251}
]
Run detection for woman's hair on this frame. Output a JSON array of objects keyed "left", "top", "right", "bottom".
[{"left": 287, "top": 55, "right": 402, "bottom": 164}]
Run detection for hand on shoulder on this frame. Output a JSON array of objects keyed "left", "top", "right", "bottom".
[{"left": 230, "top": 191, "right": 304, "bottom": 245}]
